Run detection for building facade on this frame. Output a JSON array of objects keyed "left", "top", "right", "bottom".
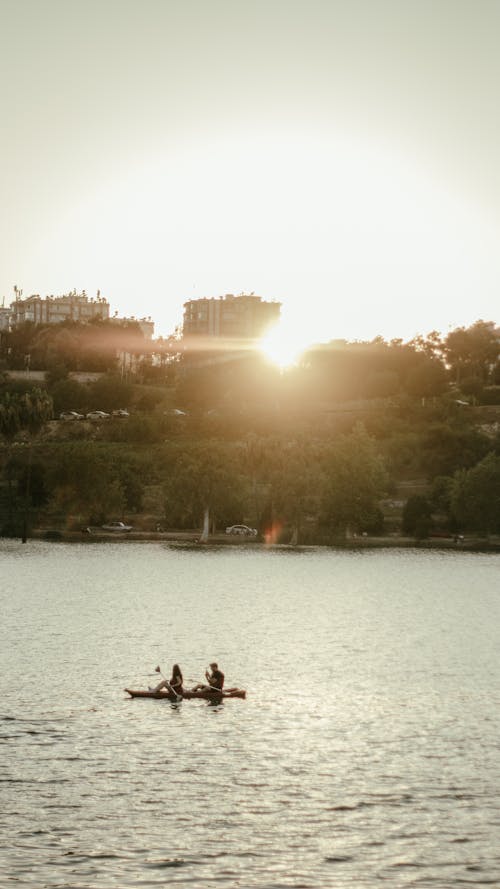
[
  {"left": 9, "top": 290, "right": 110, "bottom": 326},
  {"left": 0, "top": 306, "right": 10, "bottom": 331},
  {"left": 182, "top": 293, "right": 281, "bottom": 340}
]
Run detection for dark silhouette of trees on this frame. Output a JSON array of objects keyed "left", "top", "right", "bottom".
[
  {"left": 402, "top": 495, "right": 433, "bottom": 538},
  {"left": 444, "top": 320, "right": 499, "bottom": 385},
  {"left": 450, "top": 453, "right": 500, "bottom": 535}
]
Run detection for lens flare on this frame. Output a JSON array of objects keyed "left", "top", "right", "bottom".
[{"left": 259, "top": 324, "right": 308, "bottom": 369}]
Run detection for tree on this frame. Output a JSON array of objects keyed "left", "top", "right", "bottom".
[
  {"left": 404, "top": 358, "right": 447, "bottom": 402},
  {"left": 255, "top": 437, "right": 323, "bottom": 544},
  {"left": 402, "top": 495, "right": 432, "bottom": 537},
  {"left": 45, "top": 442, "right": 125, "bottom": 525},
  {"left": 162, "top": 443, "right": 247, "bottom": 536},
  {"left": 450, "top": 453, "right": 500, "bottom": 535},
  {"left": 0, "top": 388, "right": 53, "bottom": 539},
  {"left": 444, "top": 320, "right": 500, "bottom": 384},
  {"left": 49, "top": 378, "right": 88, "bottom": 415},
  {"left": 88, "top": 374, "right": 132, "bottom": 411},
  {"left": 459, "top": 376, "right": 483, "bottom": 404},
  {"left": 419, "top": 424, "right": 490, "bottom": 479},
  {"left": 320, "top": 424, "right": 387, "bottom": 538}
]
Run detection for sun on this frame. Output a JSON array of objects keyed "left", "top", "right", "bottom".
[{"left": 258, "top": 323, "right": 309, "bottom": 369}]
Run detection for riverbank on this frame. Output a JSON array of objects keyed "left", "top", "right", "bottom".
[{"left": 26, "top": 528, "right": 500, "bottom": 551}]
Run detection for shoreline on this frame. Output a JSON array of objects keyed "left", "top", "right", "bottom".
[{"left": 21, "top": 528, "right": 500, "bottom": 552}]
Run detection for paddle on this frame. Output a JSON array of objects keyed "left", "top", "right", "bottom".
[{"left": 153, "top": 665, "right": 182, "bottom": 702}]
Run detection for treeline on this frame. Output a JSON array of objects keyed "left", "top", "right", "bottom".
[
  {"left": 1, "top": 319, "right": 499, "bottom": 407},
  {"left": 0, "top": 317, "right": 152, "bottom": 373},
  {"left": 1, "top": 394, "right": 499, "bottom": 539},
  {"left": 1, "top": 318, "right": 499, "bottom": 540}
]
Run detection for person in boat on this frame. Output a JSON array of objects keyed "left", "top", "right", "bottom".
[
  {"left": 192, "top": 662, "right": 225, "bottom": 693},
  {"left": 150, "top": 663, "right": 184, "bottom": 695}
]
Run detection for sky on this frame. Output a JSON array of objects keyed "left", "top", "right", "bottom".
[{"left": 1, "top": 0, "right": 500, "bottom": 351}]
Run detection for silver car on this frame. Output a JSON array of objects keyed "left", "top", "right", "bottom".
[
  {"left": 101, "top": 521, "right": 133, "bottom": 532},
  {"left": 59, "top": 411, "right": 84, "bottom": 420},
  {"left": 225, "top": 524, "right": 258, "bottom": 536},
  {"left": 86, "top": 411, "right": 110, "bottom": 420}
]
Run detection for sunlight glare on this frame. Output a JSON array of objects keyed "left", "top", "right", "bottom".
[{"left": 259, "top": 322, "right": 309, "bottom": 369}]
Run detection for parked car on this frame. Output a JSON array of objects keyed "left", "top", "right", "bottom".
[
  {"left": 164, "top": 408, "right": 188, "bottom": 416},
  {"left": 86, "top": 411, "right": 110, "bottom": 420},
  {"left": 59, "top": 411, "right": 84, "bottom": 420},
  {"left": 225, "top": 524, "right": 258, "bottom": 536},
  {"left": 112, "top": 409, "right": 129, "bottom": 418},
  {"left": 101, "top": 521, "right": 133, "bottom": 532}
]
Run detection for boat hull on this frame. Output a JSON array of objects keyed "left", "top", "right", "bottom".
[{"left": 124, "top": 688, "right": 246, "bottom": 701}]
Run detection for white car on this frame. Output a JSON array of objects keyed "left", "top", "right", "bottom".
[
  {"left": 101, "top": 521, "right": 133, "bottom": 532},
  {"left": 59, "top": 411, "right": 84, "bottom": 420},
  {"left": 225, "top": 524, "right": 258, "bottom": 536},
  {"left": 112, "top": 409, "right": 130, "bottom": 418},
  {"left": 86, "top": 411, "right": 110, "bottom": 420}
]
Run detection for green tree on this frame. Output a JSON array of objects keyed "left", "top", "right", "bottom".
[
  {"left": 45, "top": 442, "right": 125, "bottom": 525},
  {"left": 430, "top": 475, "right": 454, "bottom": 516},
  {"left": 0, "top": 388, "right": 53, "bottom": 538},
  {"left": 402, "top": 495, "right": 433, "bottom": 537},
  {"left": 459, "top": 376, "right": 483, "bottom": 405},
  {"left": 450, "top": 453, "right": 500, "bottom": 535},
  {"left": 162, "top": 443, "right": 247, "bottom": 536},
  {"left": 404, "top": 358, "right": 447, "bottom": 402},
  {"left": 444, "top": 320, "right": 500, "bottom": 384},
  {"left": 50, "top": 378, "right": 88, "bottom": 414},
  {"left": 419, "top": 424, "right": 490, "bottom": 478},
  {"left": 320, "top": 424, "right": 387, "bottom": 538},
  {"left": 258, "top": 438, "right": 323, "bottom": 544},
  {"left": 88, "top": 374, "right": 132, "bottom": 411}
]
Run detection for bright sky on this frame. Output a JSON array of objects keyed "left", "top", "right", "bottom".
[{"left": 1, "top": 0, "right": 499, "bottom": 348}]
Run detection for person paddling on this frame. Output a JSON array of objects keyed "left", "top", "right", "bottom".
[
  {"left": 150, "top": 663, "right": 184, "bottom": 696},
  {"left": 192, "top": 662, "right": 224, "bottom": 693}
]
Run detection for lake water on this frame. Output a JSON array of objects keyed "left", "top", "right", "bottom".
[{"left": 0, "top": 541, "right": 499, "bottom": 888}]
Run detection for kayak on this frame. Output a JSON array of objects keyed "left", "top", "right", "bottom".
[{"left": 124, "top": 687, "right": 246, "bottom": 701}]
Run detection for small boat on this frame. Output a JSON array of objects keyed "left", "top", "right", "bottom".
[{"left": 125, "top": 687, "right": 246, "bottom": 701}]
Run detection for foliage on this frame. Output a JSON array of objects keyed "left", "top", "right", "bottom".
[
  {"left": 320, "top": 424, "right": 387, "bottom": 537},
  {"left": 44, "top": 443, "right": 125, "bottom": 524},
  {"left": 450, "top": 453, "right": 500, "bottom": 535},
  {"left": 0, "top": 388, "right": 53, "bottom": 440},
  {"left": 134, "top": 389, "right": 165, "bottom": 412},
  {"left": 444, "top": 320, "right": 499, "bottom": 384},
  {"left": 162, "top": 443, "right": 248, "bottom": 530},
  {"left": 429, "top": 475, "right": 454, "bottom": 515},
  {"left": 402, "top": 495, "right": 433, "bottom": 535},
  {"left": 5, "top": 457, "right": 48, "bottom": 508},
  {"left": 88, "top": 374, "right": 132, "bottom": 412},
  {"left": 103, "top": 413, "right": 166, "bottom": 444},
  {"left": 404, "top": 358, "right": 447, "bottom": 400},
  {"left": 418, "top": 423, "right": 491, "bottom": 479},
  {"left": 49, "top": 379, "right": 89, "bottom": 415},
  {"left": 1, "top": 318, "right": 147, "bottom": 373},
  {"left": 254, "top": 437, "right": 324, "bottom": 543}
]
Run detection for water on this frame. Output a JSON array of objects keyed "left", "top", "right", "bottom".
[{"left": 1, "top": 541, "right": 499, "bottom": 888}]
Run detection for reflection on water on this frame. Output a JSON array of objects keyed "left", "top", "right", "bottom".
[{"left": 1, "top": 541, "right": 499, "bottom": 887}]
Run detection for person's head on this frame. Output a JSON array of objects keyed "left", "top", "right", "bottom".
[
  {"left": 210, "top": 662, "right": 218, "bottom": 671},
  {"left": 173, "top": 663, "right": 182, "bottom": 680}
]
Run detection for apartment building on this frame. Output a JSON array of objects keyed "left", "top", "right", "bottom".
[
  {"left": 183, "top": 293, "right": 281, "bottom": 341},
  {"left": 10, "top": 290, "right": 110, "bottom": 326}
]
